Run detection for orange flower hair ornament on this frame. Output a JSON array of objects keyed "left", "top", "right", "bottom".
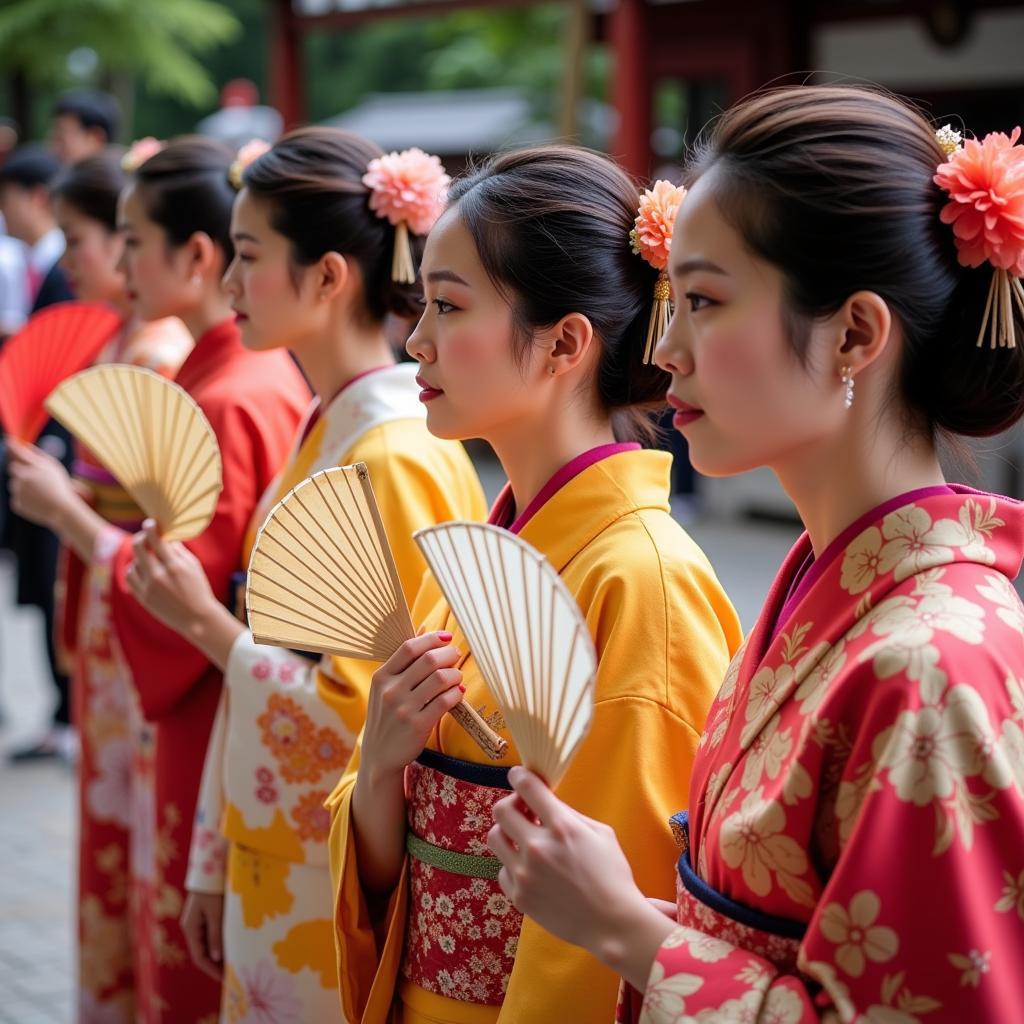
[
  {"left": 362, "top": 148, "right": 450, "bottom": 284},
  {"left": 934, "top": 124, "right": 1024, "bottom": 349},
  {"left": 229, "top": 138, "right": 272, "bottom": 190},
  {"left": 120, "top": 137, "right": 164, "bottom": 173},
  {"left": 631, "top": 180, "right": 687, "bottom": 363}
]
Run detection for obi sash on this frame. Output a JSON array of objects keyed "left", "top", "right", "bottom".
[
  {"left": 670, "top": 811, "right": 804, "bottom": 973},
  {"left": 74, "top": 458, "right": 144, "bottom": 530},
  {"left": 401, "top": 748, "right": 523, "bottom": 1006}
]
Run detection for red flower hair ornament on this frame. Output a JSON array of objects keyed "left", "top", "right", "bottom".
[
  {"left": 631, "top": 180, "right": 688, "bottom": 364},
  {"left": 934, "top": 124, "right": 1024, "bottom": 349}
]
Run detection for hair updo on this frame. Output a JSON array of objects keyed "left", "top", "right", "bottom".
[
  {"left": 241, "top": 127, "right": 422, "bottom": 323},
  {"left": 131, "top": 136, "right": 235, "bottom": 263},
  {"left": 447, "top": 146, "right": 670, "bottom": 442},
  {"left": 685, "top": 84, "right": 1024, "bottom": 438},
  {"left": 52, "top": 153, "right": 125, "bottom": 232}
]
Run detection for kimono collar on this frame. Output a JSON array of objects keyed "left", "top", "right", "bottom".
[
  {"left": 491, "top": 446, "right": 672, "bottom": 575},
  {"left": 174, "top": 317, "right": 244, "bottom": 389},
  {"left": 760, "top": 484, "right": 1024, "bottom": 660}
]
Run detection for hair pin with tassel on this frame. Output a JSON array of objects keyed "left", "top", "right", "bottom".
[
  {"left": 934, "top": 124, "right": 1024, "bottom": 349},
  {"left": 630, "top": 180, "right": 688, "bottom": 364},
  {"left": 363, "top": 148, "right": 450, "bottom": 284}
]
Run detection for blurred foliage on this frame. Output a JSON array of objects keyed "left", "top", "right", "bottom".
[
  {"left": 1, "top": 0, "right": 608, "bottom": 140},
  {"left": 304, "top": 4, "right": 609, "bottom": 124},
  {"left": 0, "top": 0, "right": 240, "bottom": 126}
]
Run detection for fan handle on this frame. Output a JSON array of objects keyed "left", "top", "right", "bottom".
[{"left": 357, "top": 465, "right": 509, "bottom": 762}]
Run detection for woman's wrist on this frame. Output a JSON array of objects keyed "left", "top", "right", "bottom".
[
  {"left": 186, "top": 598, "right": 245, "bottom": 671},
  {"left": 593, "top": 891, "right": 678, "bottom": 991}
]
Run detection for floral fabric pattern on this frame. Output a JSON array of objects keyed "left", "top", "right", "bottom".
[
  {"left": 401, "top": 760, "right": 523, "bottom": 1004},
  {"left": 625, "top": 491, "right": 1024, "bottom": 1023}
]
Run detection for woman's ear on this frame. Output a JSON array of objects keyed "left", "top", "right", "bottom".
[
  {"left": 185, "top": 231, "right": 221, "bottom": 282},
  {"left": 313, "top": 251, "right": 350, "bottom": 303},
  {"left": 543, "top": 312, "right": 596, "bottom": 378},
  {"left": 833, "top": 290, "right": 893, "bottom": 374}
]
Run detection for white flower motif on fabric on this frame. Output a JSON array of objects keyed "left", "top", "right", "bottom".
[
  {"left": 949, "top": 498, "right": 1004, "bottom": 565},
  {"left": 718, "top": 788, "right": 813, "bottom": 906},
  {"left": 740, "top": 718, "right": 793, "bottom": 791},
  {"left": 876, "top": 505, "right": 963, "bottom": 583},
  {"left": 86, "top": 738, "right": 135, "bottom": 829},
  {"left": 640, "top": 960, "right": 704, "bottom": 1022},
  {"left": 976, "top": 573, "right": 1024, "bottom": 632},
  {"left": 873, "top": 685, "right": 995, "bottom": 807},
  {"left": 819, "top": 890, "right": 899, "bottom": 978},
  {"left": 794, "top": 641, "right": 847, "bottom": 717}
]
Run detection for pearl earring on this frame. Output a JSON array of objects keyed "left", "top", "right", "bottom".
[
  {"left": 191, "top": 274, "right": 201, "bottom": 286},
  {"left": 840, "top": 366, "right": 855, "bottom": 409}
]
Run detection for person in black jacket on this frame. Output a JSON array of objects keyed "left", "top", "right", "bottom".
[{"left": 0, "top": 144, "right": 75, "bottom": 761}]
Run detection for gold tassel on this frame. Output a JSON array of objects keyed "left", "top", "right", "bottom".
[
  {"left": 643, "top": 272, "right": 672, "bottom": 364},
  {"left": 391, "top": 221, "right": 416, "bottom": 284},
  {"left": 976, "top": 268, "right": 1023, "bottom": 349}
]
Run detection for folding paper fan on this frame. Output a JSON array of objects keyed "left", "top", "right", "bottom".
[
  {"left": 413, "top": 522, "right": 597, "bottom": 786},
  {"left": 44, "top": 365, "right": 222, "bottom": 541},
  {"left": 246, "top": 465, "right": 508, "bottom": 760},
  {"left": 0, "top": 301, "right": 120, "bottom": 442}
]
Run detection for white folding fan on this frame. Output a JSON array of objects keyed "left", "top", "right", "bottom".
[
  {"left": 246, "top": 464, "right": 508, "bottom": 760},
  {"left": 45, "top": 365, "right": 222, "bottom": 542},
  {"left": 413, "top": 522, "right": 597, "bottom": 786}
]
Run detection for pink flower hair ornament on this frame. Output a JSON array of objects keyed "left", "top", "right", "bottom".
[
  {"left": 631, "top": 179, "right": 688, "bottom": 363},
  {"left": 229, "top": 138, "right": 272, "bottom": 190},
  {"left": 362, "top": 147, "right": 450, "bottom": 284},
  {"left": 934, "top": 124, "right": 1024, "bottom": 349},
  {"left": 120, "top": 137, "right": 164, "bottom": 173}
]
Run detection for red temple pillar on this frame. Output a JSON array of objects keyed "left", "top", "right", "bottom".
[
  {"left": 269, "top": 0, "right": 306, "bottom": 128},
  {"left": 610, "top": 0, "right": 652, "bottom": 178}
]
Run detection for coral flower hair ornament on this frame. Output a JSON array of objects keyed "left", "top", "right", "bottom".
[
  {"left": 229, "top": 138, "right": 272, "bottom": 190},
  {"left": 362, "top": 147, "right": 450, "bottom": 284},
  {"left": 933, "top": 123, "right": 1024, "bottom": 349},
  {"left": 631, "top": 179, "right": 687, "bottom": 363},
  {"left": 120, "top": 137, "right": 164, "bottom": 173}
]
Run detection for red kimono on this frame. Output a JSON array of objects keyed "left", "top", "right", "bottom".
[
  {"left": 108, "top": 320, "right": 308, "bottom": 1023},
  {"left": 623, "top": 486, "right": 1024, "bottom": 1023}
]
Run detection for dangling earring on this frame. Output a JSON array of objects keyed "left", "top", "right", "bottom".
[
  {"left": 549, "top": 366, "right": 556, "bottom": 375},
  {"left": 840, "top": 366, "right": 855, "bottom": 409}
]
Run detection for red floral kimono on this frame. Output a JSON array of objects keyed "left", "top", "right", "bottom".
[
  {"left": 107, "top": 320, "right": 308, "bottom": 1023},
  {"left": 623, "top": 486, "right": 1024, "bottom": 1023},
  {"left": 57, "top": 316, "right": 193, "bottom": 1024}
]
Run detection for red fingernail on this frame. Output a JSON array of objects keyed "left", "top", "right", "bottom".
[
  {"left": 458, "top": 684, "right": 466, "bottom": 693},
  {"left": 438, "top": 631, "right": 453, "bottom": 642}
]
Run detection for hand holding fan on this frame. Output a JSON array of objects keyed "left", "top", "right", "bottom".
[
  {"left": 44, "top": 365, "right": 222, "bottom": 541},
  {"left": 0, "top": 301, "right": 120, "bottom": 442},
  {"left": 245, "top": 465, "right": 508, "bottom": 760},
  {"left": 413, "top": 522, "right": 597, "bottom": 786}
]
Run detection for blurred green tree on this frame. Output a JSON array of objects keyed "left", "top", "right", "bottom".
[{"left": 0, "top": 0, "right": 240, "bottom": 137}]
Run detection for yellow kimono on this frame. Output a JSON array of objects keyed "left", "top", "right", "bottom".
[
  {"left": 185, "top": 363, "right": 486, "bottom": 1022},
  {"left": 329, "top": 446, "right": 743, "bottom": 1024}
]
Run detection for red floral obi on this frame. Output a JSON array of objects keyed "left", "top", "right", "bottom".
[
  {"left": 671, "top": 811, "right": 803, "bottom": 973},
  {"left": 401, "top": 749, "right": 523, "bottom": 1006}
]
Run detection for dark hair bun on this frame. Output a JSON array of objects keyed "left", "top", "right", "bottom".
[
  {"left": 133, "top": 136, "right": 235, "bottom": 261},
  {"left": 52, "top": 153, "right": 125, "bottom": 232},
  {"left": 689, "top": 84, "right": 1024, "bottom": 439},
  {"left": 243, "top": 127, "right": 423, "bottom": 323}
]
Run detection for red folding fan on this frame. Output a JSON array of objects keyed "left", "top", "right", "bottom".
[{"left": 0, "top": 301, "right": 121, "bottom": 443}]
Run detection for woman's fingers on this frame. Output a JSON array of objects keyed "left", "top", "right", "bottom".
[{"left": 382, "top": 631, "right": 455, "bottom": 677}]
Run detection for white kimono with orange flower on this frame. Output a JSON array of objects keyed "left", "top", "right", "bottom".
[
  {"left": 184, "top": 364, "right": 486, "bottom": 1023},
  {"left": 619, "top": 486, "right": 1024, "bottom": 1024}
]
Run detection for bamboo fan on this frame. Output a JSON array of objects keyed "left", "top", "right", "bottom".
[
  {"left": 44, "top": 365, "right": 222, "bottom": 541},
  {"left": 246, "top": 465, "right": 508, "bottom": 760},
  {"left": 0, "top": 301, "right": 120, "bottom": 442},
  {"left": 413, "top": 522, "right": 597, "bottom": 787}
]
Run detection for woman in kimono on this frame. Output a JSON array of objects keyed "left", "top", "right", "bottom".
[
  {"left": 9, "top": 137, "right": 310, "bottom": 1024},
  {"left": 486, "top": 86, "right": 1024, "bottom": 1022},
  {"left": 125, "top": 127, "right": 487, "bottom": 1022},
  {"left": 53, "top": 150, "right": 192, "bottom": 1019},
  {"left": 329, "top": 146, "right": 744, "bottom": 1023}
]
